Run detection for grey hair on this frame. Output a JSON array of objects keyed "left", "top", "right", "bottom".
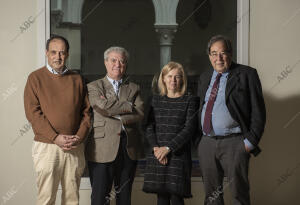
[
  {"left": 104, "top": 46, "right": 130, "bottom": 62},
  {"left": 207, "top": 35, "right": 233, "bottom": 55}
]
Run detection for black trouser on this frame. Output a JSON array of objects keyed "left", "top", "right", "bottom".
[
  {"left": 197, "top": 135, "right": 250, "bottom": 205},
  {"left": 157, "top": 193, "right": 184, "bottom": 205},
  {"left": 88, "top": 133, "right": 137, "bottom": 205}
]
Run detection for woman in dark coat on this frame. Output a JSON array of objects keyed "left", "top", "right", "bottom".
[{"left": 143, "top": 62, "right": 198, "bottom": 205}]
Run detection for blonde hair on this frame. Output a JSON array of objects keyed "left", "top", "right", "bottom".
[{"left": 158, "top": 61, "right": 187, "bottom": 96}]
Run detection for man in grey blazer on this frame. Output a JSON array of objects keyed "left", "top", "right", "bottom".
[{"left": 86, "top": 47, "right": 144, "bottom": 205}]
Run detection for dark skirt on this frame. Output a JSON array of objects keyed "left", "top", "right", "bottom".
[{"left": 143, "top": 152, "right": 192, "bottom": 198}]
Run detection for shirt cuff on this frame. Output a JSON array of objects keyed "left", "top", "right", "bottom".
[{"left": 243, "top": 138, "right": 254, "bottom": 150}]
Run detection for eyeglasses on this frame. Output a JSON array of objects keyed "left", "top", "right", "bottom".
[
  {"left": 108, "top": 57, "right": 126, "bottom": 65},
  {"left": 209, "top": 51, "right": 229, "bottom": 59}
]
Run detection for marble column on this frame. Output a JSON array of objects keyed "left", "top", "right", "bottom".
[{"left": 152, "top": 0, "right": 179, "bottom": 68}]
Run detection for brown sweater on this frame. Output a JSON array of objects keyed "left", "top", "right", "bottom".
[{"left": 24, "top": 67, "right": 91, "bottom": 144}]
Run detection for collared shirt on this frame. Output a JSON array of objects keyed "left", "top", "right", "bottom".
[
  {"left": 46, "top": 63, "right": 68, "bottom": 75},
  {"left": 106, "top": 76, "right": 122, "bottom": 96},
  {"left": 201, "top": 70, "right": 253, "bottom": 149}
]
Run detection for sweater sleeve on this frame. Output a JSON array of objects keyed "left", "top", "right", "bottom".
[
  {"left": 75, "top": 80, "right": 91, "bottom": 142},
  {"left": 24, "top": 74, "right": 58, "bottom": 142},
  {"left": 167, "top": 96, "right": 199, "bottom": 152}
]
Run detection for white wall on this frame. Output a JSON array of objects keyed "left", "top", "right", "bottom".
[
  {"left": 249, "top": 0, "right": 300, "bottom": 204},
  {"left": 0, "top": 0, "right": 299, "bottom": 204},
  {"left": 0, "top": 0, "right": 38, "bottom": 204}
]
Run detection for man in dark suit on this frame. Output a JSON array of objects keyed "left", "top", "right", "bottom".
[
  {"left": 196, "top": 35, "right": 266, "bottom": 205},
  {"left": 86, "top": 47, "right": 144, "bottom": 205}
]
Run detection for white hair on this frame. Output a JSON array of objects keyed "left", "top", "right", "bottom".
[{"left": 104, "top": 46, "right": 129, "bottom": 62}]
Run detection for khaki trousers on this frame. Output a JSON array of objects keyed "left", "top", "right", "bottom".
[{"left": 32, "top": 141, "right": 85, "bottom": 205}]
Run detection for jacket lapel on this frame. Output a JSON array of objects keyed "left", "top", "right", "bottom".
[
  {"left": 225, "top": 63, "right": 240, "bottom": 101},
  {"left": 102, "top": 77, "right": 118, "bottom": 100},
  {"left": 119, "top": 75, "right": 131, "bottom": 101}
]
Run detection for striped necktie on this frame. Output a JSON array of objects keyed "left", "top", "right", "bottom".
[{"left": 113, "top": 80, "right": 120, "bottom": 96}]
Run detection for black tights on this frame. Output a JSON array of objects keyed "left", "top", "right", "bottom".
[{"left": 157, "top": 193, "right": 184, "bottom": 205}]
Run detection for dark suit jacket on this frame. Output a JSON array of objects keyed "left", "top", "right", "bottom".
[{"left": 197, "top": 62, "right": 266, "bottom": 156}]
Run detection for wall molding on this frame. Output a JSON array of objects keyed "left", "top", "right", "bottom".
[{"left": 237, "top": 0, "right": 250, "bottom": 65}]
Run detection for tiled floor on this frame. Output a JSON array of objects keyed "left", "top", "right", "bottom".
[{"left": 56, "top": 177, "right": 233, "bottom": 204}]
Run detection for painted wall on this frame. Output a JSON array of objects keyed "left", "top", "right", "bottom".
[
  {"left": 0, "top": 0, "right": 299, "bottom": 204},
  {"left": 0, "top": 0, "right": 39, "bottom": 204},
  {"left": 248, "top": 0, "right": 300, "bottom": 204}
]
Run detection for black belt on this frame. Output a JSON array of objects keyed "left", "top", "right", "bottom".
[{"left": 204, "top": 133, "right": 242, "bottom": 140}]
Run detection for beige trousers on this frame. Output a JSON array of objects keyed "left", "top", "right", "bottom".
[{"left": 32, "top": 141, "right": 85, "bottom": 205}]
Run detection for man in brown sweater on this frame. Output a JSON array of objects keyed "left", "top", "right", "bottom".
[{"left": 24, "top": 35, "right": 91, "bottom": 205}]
